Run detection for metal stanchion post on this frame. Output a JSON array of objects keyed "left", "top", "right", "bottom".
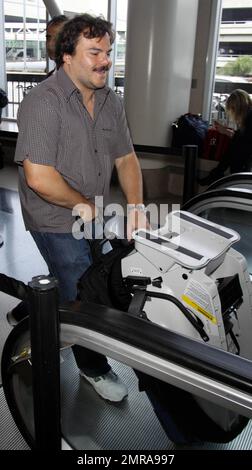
[
  {"left": 182, "top": 144, "right": 198, "bottom": 205},
  {"left": 28, "top": 275, "right": 61, "bottom": 450}
]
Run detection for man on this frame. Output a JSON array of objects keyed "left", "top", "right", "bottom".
[
  {"left": 14, "top": 14, "right": 147, "bottom": 403},
  {"left": 45, "top": 15, "right": 68, "bottom": 75},
  {"left": 46, "top": 14, "right": 68, "bottom": 61}
]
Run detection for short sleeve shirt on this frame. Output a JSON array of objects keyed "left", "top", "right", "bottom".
[{"left": 14, "top": 67, "right": 134, "bottom": 232}]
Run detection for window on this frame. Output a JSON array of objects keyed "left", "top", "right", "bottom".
[
  {"left": 3, "top": 0, "right": 46, "bottom": 118},
  {"left": 3, "top": 0, "right": 128, "bottom": 119},
  {"left": 62, "top": 0, "right": 108, "bottom": 17},
  {"left": 212, "top": 0, "right": 252, "bottom": 122},
  {"left": 4, "top": 0, "right": 46, "bottom": 72}
]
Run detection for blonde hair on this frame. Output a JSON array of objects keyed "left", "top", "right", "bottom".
[{"left": 226, "top": 89, "right": 252, "bottom": 128}]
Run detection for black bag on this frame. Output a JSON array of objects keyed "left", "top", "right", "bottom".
[
  {"left": 136, "top": 372, "right": 248, "bottom": 445},
  {"left": 0, "top": 89, "right": 8, "bottom": 109},
  {"left": 171, "top": 113, "right": 208, "bottom": 156},
  {"left": 77, "top": 238, "right": 134, "bottom": 309}
]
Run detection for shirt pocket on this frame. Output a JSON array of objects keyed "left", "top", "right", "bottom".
[{"left": 100, "top": 115, "right": 118, "bottom": 159}]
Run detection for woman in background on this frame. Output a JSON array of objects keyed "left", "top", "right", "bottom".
[{"left": 199, "top": 89, "right": 252, "bottom": 186}]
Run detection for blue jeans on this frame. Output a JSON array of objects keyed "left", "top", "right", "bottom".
[{"left": 30, "top": 231, "right": 110, "bottom": 376}]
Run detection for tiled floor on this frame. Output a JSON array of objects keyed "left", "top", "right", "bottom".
[{"left": 0, "top": 186, "right": 48, "bottom": 281}]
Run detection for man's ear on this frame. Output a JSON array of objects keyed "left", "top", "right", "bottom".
[{"left": 63, "top": 53, "right": 71, "bottom": 65}]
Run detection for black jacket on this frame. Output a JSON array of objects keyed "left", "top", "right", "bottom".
[{"left": 219, "top": 108, "right": 252, "bottom": 173}]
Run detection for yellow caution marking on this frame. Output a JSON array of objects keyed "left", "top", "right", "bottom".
[{"left": 182, "top": 294, "right": 217, "bottom": 324}]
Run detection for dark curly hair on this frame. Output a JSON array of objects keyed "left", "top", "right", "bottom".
[
  {"left": 55, "top": 13, "right": 115, "bottom": 69},
  {"left": 46, "top": 14, "right": 68, "bottom": 31}
]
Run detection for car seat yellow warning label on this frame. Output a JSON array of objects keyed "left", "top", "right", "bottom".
[{"left": 182, "top": 294, "right": 217, "bottom": 324}]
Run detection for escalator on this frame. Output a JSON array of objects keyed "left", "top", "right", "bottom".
[
  {"left": 183, "top": 184, "right": 252, "bottom": 276},
  {"left": 2, "top": 184, "right": 252, "bottom": 451},
  {"left": 2, "top": 300, "right": 252, "bottom": 450}
]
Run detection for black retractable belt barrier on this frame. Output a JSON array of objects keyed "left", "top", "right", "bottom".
[
  {"left": 28, "top": 275, "right": 61, "bottom": 450},
  {"left": 182, "top": 144, "right": 198, "bottom": 204}
]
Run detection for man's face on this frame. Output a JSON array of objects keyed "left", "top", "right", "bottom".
[
  {"left": 63, "top": 33, "right": 112, "bottom": 91},
  {"left": 46, "top": 23, "right": 65, "bottom": 60}
]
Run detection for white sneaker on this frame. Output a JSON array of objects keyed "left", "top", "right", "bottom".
[{"left": 79, "top": 369, "right": 128, "bottom": 402}]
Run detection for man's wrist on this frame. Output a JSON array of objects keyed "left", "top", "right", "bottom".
[{"left": 127, "top": 203, "right": 146, "bottom": 214}]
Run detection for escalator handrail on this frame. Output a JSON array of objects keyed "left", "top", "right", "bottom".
[
  {"left": 182, "top": 187, "right": 252, "bottom": 211},
  {"left": 58, "top": 302, "right": 252, "bottom": 395},
  {"left": 3, "top": 302, "right": 252, "bottom": 396},
  {"left": 207, "top": 172, "right": 252, "bottom": 191}
]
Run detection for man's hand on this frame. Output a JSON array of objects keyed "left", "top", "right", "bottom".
[
  {"left": 75, "top": 202, "right": 98, "bottom": 223},
  {"left": 127, "top": 206, "right": 150, "bottom": 241}
]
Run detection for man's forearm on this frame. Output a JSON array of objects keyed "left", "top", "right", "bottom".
[
  {"left": 115, "top": 152, "right": 143, "bottom": 204},
  {"left": 115, "top": 152, "right": 149, "bottom": 240},
  {"left": 23, "top": 159, "right": 97, "bottom": 220}
]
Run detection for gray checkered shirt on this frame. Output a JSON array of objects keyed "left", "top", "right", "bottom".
[{"left": 15, "top": 67, "right": 134, "bottom": 232}]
